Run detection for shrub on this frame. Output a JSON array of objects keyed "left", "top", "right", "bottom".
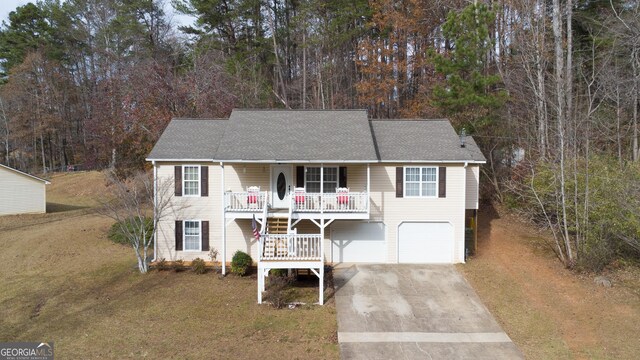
[
  {"left": 270, "top": 268, "right": 288, "bottom": 277},
  {"left": 263, "top": 274, "right": 295, "bottom": 309},
  {"left": 173, "top": 259, "right": 185, "bottom": 272},
  {"left": 108, "top": 217, "right": 153, "bottom": 245},
  {"left": 192, "top": 258, "right": 207, "bottom": 274},
  {"left": 155, "top": 258, "right": 168, "bottom": 271},
  {"left": 231, "top": 251, "right": 252, "bottom": 276}
]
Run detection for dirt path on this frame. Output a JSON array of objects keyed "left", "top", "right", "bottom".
[{"left": 459, "top": 206, "right": 640, "bottom": 359}]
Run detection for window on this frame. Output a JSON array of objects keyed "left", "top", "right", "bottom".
[
  {"left": 305, "top": 167, "right": 338, "bottom": 193},
  {"left": 183, "top": 165, "right": 200, "bottom": 196},
  {"left": 405, "top": 167, "right": 437, "bottom": 197},
  {"left": 183, "top": 220, "right": 201, "bottom": 251}
]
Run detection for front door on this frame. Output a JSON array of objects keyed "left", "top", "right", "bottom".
[{"left": 271, "top": 165, "right": 292, "bottom": 209}]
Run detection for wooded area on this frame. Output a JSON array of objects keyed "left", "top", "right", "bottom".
[{"left": 0, "top": 0, "right": 638, "bottom": 270}]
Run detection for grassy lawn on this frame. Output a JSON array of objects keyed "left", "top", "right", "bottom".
[
  {"left": 458, "top": 206, "right": 640, "bottom": 360},
  {"left": 0, "top": 172, "right": 338, "bottom": 359}
]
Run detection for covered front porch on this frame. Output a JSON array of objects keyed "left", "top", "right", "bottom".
[{"left": 218, "top": 163, "right": 370, "bottom": 305}]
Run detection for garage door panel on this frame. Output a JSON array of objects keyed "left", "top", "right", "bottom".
[
  {"left": 398, "top": 222, "right": 453, "bottom": 263},
  {"left": 331, "top": 222, "right": 386, "bottom": 263}
]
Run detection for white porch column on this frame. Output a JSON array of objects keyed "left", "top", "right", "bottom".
[
  {"left": 319, "top": 265, "right": 324, "bottom": 305},
  {"left": 152, "top": 160, "right": 157, "bottom": 262},
  {"left": 257, "top": 265, "right": 263, "bottom": 303},
  {"left": 366, "top": 163, "right": 370, "bottom": 214},
  {"left": 220, "top": 162, "right": 226, "bottom": 275}
]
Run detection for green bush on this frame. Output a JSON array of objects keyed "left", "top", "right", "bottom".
[
  {"left": 108, "top": 217, "right": 153, "bottom": 245},
  {"left": 231, "top": 251, "right": 253, "bottom": 276},
  {"left": 192, "top": 258, "right": 207, "bottom": 274}
]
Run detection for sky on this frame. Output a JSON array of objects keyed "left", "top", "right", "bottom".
[{"left": 0, "top": 0, "right": 196, "bottom": 28}]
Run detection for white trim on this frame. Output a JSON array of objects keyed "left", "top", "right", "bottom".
[
  {"left": 147, "top": 159, "right": 486, "bottom": 165},
  {"left": 182, "top": 165, "right": 201, "bottom": 197},
  {"left": 152, "top": 160, "right": 157, "bottom": 262},
  {"left": 0, "top": 163, "right": 51, "bottom": 184},
  {"left": 182, "top": 220, "right": 202, "bottom": 252},
  {"left": 403, "top": 166, "right": 438, "bottom": 198},
  {"left": 396, "top": 220, "right": 455, "bottom": 264},
  {"left": 221, "top": 162, "right": 226, "bottom": 275}
]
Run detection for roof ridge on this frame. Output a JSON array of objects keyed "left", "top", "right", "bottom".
[
  {"left": 232, "top": 108, "right": 367, "bottom": 112},
  {"left": 171, "top": 118, "right": 228, "bottom": 121}
]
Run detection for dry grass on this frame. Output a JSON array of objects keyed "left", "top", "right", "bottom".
[
  {"left": 459, "top": 205, "right": 640, "bottom": 360},
  {"left": 0, "top": 171, "right": 338, "bottom": 359}
]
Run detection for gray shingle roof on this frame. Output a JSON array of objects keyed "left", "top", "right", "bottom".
[
  {"left": 147, "top": 110, "right": 486, "bottom": 163},
  {"left": 371, "top": 120, "right": 486, "bottom": 162},
  {"left": 147, "top": 119, "right": 227, "bottom": 160},
  {"left": 215, "top": 110, "right": 377, "bottom": 161}
]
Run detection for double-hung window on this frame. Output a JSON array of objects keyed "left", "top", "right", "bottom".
[
  {"left": 183, "top": 220, "right": 201, "bottom": 251},
  {"left": 405, "top": 167, "right": 437, "bottom": 197},
  {"left": 305, "top": 167, "right": 338, "bottom": 193},
  {"left": 183, "top": 165, "right": 200, "bottom": 196}
]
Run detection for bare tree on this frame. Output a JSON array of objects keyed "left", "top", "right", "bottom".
[{"left": 100, "top": 170, "right": 178, "bottom": 273}]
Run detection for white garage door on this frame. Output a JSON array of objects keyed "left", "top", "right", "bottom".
[
  {"left": 398, "top": 222, "right": 454, "bottom": 263},
  {"left": 331, "top": 222, "right": 386, "bottom": 263}
]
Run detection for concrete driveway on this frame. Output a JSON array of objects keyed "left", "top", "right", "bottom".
[{"left": 333, "top": 264, "right": 524, "bottom": 359}]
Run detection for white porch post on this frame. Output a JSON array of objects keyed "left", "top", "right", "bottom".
[
  {"left": 257, "top": 265, "right": 263, "bottom": 303},
  {"left": 152, "top": 160, "right": 157, "bottom": 262},
  {"left": 366, "top": 163, "right": 370, "bottom": 214},
  {"left": 319, "top": 164, "right": 325, "bottom": 305},
  {"left": 220, "top": 162, "right": 226, "bottom": 275}
]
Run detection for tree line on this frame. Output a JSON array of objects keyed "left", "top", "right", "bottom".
[{"left": 0, "top": 0, "right": 638, "bottom": 270}]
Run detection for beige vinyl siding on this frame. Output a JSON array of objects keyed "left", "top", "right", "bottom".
[
  {"left": 156, "top": 162, "right": 221, "bottom": 262},
  {"left": 0, "top": 167, "right": 47, "bottom": 215},
  {"left": 369, "top": 164, "right": 466, "bottom": 263},
  {"left": 465, "top": 165, "right": 479, "bottom": 209}
]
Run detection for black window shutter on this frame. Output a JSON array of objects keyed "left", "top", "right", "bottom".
[
  {"left": 201, "top": 221, "right": 209, "bottom": 251},
  {"left": 174, "top": 166, "right": 182, "bottom": 197},
  {"left": 339, "top": 167, "right": 347, "bottom": 188},
  {"left": 396, "top": 167, "right": 403, "bottom": 198},
  {"left": 175, "top": 220, "right": 183, "bottom": 251},
  {"left": 296, "top": 166, "right": 305, "bottom": 188},
  {"left": 201, "top": 166, "right": 209, "bottom": 196},
  {"left": 439, "top": 167, "right": 447, "bottom": 198}
]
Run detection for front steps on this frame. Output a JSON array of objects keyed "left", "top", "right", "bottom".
[{"left": 267, "top": 217, "right": 288, "bottom": 234}]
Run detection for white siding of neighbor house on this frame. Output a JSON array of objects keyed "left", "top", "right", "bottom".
[
  {"left": 0, "top": 167, "right": 47, "bottom": 216},
  {"left": 156, "top": 162, "right": 470, "bottom": 264},
  {"left": 466, "top": 165, "right": 480, "bottom": 209}
]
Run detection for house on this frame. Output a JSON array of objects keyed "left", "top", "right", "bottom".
[
  {"left": 147, "top": 109, "right": 486, "bottom": 304},
  {"left": 0, "top": 163, "right": 50, "bottom": 216}
]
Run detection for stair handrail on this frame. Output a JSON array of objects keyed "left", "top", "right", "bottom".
[{"left": 259, "top": 191, "right": 269, "bottom": 234}]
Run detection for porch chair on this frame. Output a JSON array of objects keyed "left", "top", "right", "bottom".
[
  {"left": 337, "top": 187, "right": 350, "bottom": 209},
  {"left": 247, "top": 186, "right": 260, "bottom": 209},
  {"left": 294, "top": 187, "right": 306, "bottom": 210}
]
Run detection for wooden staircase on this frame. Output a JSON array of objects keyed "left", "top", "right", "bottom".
[{"left": 267, "top": 217, "right": 289, "bottom": 234}]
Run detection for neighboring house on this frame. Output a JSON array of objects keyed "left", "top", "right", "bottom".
[
  {"left": 0, "top": 164, "right": 50, "bottom": 216},
  {"left": 147, "top": 109, "right": 486, "bottom": 304}
]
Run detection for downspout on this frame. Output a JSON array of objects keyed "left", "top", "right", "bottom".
[
  {"left": 220, "top": 162, "right": 226, "bottom": 275},
  {"left": 462, "top": 161, "right": 468, "bottom": 263},
  {"left": 152, "top": 160, "right": 157, "bottom": 262}
]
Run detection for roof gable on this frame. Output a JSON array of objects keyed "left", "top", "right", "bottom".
[
  {"left": 215, "top": 110, "right": 378, "bottom": 161},
  {"left": 0, "top": 163, "right": 50, "bottom": 184}
]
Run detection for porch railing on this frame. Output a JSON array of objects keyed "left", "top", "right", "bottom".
[
  {"left": 224, "top": 191, "right": 268, "bottom": 212},
  {"left": 292, "top": 192, "right": 368, "bottom": 213},
  {"left": 260, "top": 234, "right": 322, "bottom": 261}
]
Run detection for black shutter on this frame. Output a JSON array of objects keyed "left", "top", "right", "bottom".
[
  {"left": 396, "top": 167, "right": 403, "bottom": 198},
  {"left": 339, "top": 167, "right": 347, "bottom": 188},
  {"left": 201, "top": 166, "right": 208, "bottom": 196},
  {"left": 439, "top": 167, "right": 447, "bottom": 198},
  {"left": 201, "top": 221, "right": 209, "bottom": 251},
  {"left": 296, "top": 166, "right": 305, "bottom": 188},
  {"left": 174, "top": 166, "right": 182, "bottom": 197},
  {"left": 175, "top": 220, "right": 183, "bottom": 251}
]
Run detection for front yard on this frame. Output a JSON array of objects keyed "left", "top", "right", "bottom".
[{"left": 0, "top": 172, "right": 338, "bottom": 359}]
